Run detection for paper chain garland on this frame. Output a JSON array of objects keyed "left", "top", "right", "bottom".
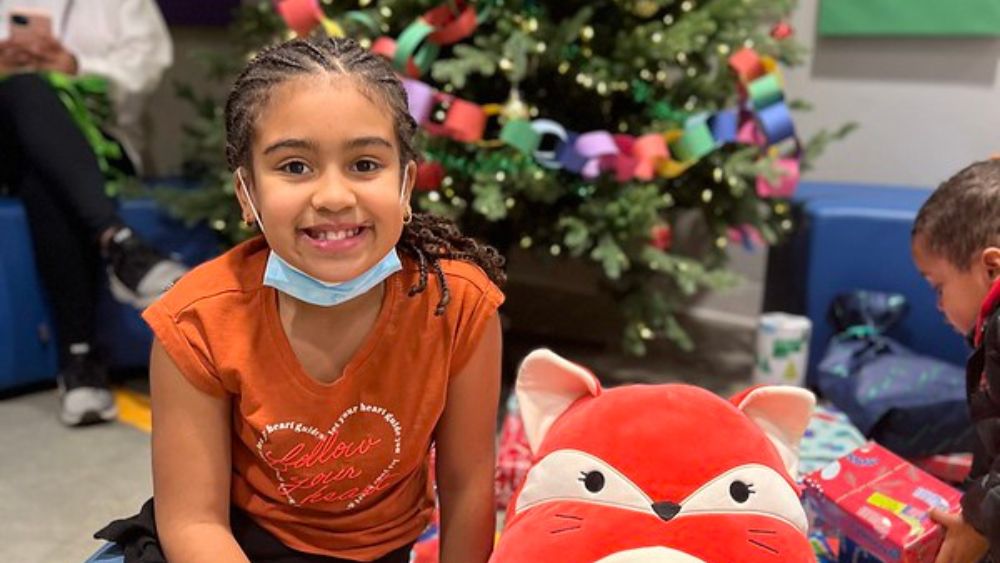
[{"left": 272, "top": 0, "right": 800, "bottom": 249}]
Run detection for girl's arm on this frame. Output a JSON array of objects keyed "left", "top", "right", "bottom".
[
  {"left": 149, "top": 340, "right": 251, "bottom": 563},
  {"left": 435, "top": 314, "right": 503, "bottom": 563}
]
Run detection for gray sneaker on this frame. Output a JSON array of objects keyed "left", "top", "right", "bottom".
[
  {"left": 105, "top": 227, "right": 189, "bottom": 309},
  {"left": 57, "top": 346, "right": 117, "bottom": 427},
  {"left": 59, "top": 385, "right": 118, "bottom": 426}
]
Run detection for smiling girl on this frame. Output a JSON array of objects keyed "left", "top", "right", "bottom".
[{"left": 98, "top": 36, "right": 506, "bottom": 563}]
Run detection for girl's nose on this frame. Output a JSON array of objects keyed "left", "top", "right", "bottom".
[{"left": 310, "top": 175, "right": 357, "bottom": 212}]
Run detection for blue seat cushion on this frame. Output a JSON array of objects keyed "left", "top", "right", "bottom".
[{"left": 764, "top": 182, "right": 968, "bottom": 387}]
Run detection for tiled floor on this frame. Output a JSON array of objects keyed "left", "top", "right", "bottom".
[{"left": 0, "top": 388, "right": 152, "bottom": 563}]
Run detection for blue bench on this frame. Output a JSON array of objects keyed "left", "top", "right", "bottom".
[
  {"left": 0, "top": 195, "right": 219, "bottom": 392},
  {"left": 764, "top": 182, "right": 968, "bottom": 388}
]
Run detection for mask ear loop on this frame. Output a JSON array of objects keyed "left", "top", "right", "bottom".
[{"left": 237, "top": 168, "right": 266, "bottom": 237}]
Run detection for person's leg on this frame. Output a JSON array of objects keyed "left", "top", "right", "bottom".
[
  {"left": 0, "top": 74, "right": 120, "bottom": 236},
  {"left": 14, "top": 166, "right": 117, "bottom": 425},
  {"left": 0, "top": 73, "right": 188, "bottom": 309}
]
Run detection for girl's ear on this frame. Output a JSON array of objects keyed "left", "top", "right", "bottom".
[
  {"left": 981, "top": 247, "right": 1000, "bottom": 280},
  {"left": 233, "top": 168, "right": 255, "bottom": 224},
  {"left": 401, "top": 161, "right": 417, "bottom": 205}
]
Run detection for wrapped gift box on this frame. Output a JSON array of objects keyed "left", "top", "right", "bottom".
[
  {"left": 911, "top": 453, "right": 972, "bottom": 486},
  {"left": 495, "top": 394, "right": 532, "bottom": 511},
  {"left": 803, "top": 443, "right": 961, "bottom": 563}
]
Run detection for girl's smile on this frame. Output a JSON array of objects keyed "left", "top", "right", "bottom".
[{"left": 299, "top": 223, "right": 369, "bottom": 253}]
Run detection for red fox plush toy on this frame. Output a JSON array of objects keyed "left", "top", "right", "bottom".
[{"left": 490, "top": 349, "right": 816, "bottom": 563}]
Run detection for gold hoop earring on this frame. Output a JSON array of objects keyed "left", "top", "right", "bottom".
[{"left": 403, "top": 206, "right": 413, "bottom": 225}]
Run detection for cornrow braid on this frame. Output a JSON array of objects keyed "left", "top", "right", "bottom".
[
  {"left": 224, "top": 36, "right": 506, "bottom": 312},
  {"left": 398, "top": 213, "right": 506, "bottom": 315},
  {"left": 224, "top": 36, "right": 418, "bottom": 173}
]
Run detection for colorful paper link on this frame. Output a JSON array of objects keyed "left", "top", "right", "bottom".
[
  {"left": 276, "top": 0, "right": 479, "bottom": 79},
  {"left": 272, "top": 2, "right": 802, "bottom": 207}
]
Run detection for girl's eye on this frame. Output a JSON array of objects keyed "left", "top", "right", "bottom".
[
  {"left": 352, "top": 159, "right": 382, "bottom": 174},
  {"left": 280, "top": 161, "right": 311, "bottom": 175}
]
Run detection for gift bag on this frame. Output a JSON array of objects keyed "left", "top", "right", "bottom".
[
  {"left": 799, "top": 403, "right": 868, "bottom": 477},
  {"left": 816, "top": 291, "right": 975, "bottom": 458},
  {"left": 495, "top": 393, "right": 532, "bottom": 511}
]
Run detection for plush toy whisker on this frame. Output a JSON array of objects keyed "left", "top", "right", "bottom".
[
  {"left": 747, "top": 538, "right": 779, "bottom": 554},
  {"left": 548, "top": 525, "right": 583, "bottom": 535},
  {"left": 554, "top": 513, "right": 583, "bottom": 520}
]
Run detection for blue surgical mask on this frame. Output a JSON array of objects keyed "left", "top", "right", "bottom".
[
  {"left": 237, "top": 167, "right": 409, "bottom": 307},
  {"left": 263, "top": 248, "right": 401, "bottom": 306}
]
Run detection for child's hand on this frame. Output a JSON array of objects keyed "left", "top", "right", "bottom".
[{"left": 930, "top": 508, "right": 989, "bottom": 563}]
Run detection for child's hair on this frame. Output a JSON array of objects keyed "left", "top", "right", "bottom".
[
  {"left": 224, "top": 36, "right": 505, "bottom": 313},
  {"left": 913, "top": 159, "right": 1000, "bottom": 271}
]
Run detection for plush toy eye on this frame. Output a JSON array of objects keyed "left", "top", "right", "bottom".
[
  {"left": 579, "top": 470, "right": 606, "bottom": 493},
  {"left": 513, "top": 450, "right": 655, "bottom": 516},
  {"left": 676, "top": 464, "right": 808, "bottom": 534},
  {"left": 729, "top": 480, "right": 754, "bottom": 503}
]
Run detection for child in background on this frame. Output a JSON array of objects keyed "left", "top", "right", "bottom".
[
  {"left": 911, "top": 159, "right": 1000, "bottom": 563},
  {"left": 98, "top": 36, "right": 505, "bottom": 563}
]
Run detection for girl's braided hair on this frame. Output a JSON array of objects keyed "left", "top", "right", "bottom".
[{"left": 224, "top": 36, "right": 505, "bottom": 313}]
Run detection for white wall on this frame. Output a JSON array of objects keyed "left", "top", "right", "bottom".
[
  {"left": 783, "top": 0, "right": 1000, "bottom": 188},
  {"left": 144, "top": 27, "right": 233, "bottom": 176}
]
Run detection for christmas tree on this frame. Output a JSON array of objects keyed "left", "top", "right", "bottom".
[{"left": 166, "top": 0, "right": 851, "bottom": 355}]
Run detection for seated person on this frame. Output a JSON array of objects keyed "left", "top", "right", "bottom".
[{"left": 0, "top": 0, "right": 188, "bottom": 426}]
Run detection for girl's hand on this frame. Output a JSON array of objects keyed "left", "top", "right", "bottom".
[{"left": 930, "top": 508, "right": 989, "bottom": 563}]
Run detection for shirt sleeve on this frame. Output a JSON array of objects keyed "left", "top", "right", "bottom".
[
  {"left": 961, "top": 457, "right": 1000, "bottom": 560},
  {"left": 962, "top": 314, "right": 1000, "bottom": 556},
  {"left": 449, "top": 270, "right": 505, "bottom": 375},
  {"left": 142, "top": 300, "right": 229, "bottom": 398},
  {"left": 72, "top": 0, "right": 173, "bottom": 118}
]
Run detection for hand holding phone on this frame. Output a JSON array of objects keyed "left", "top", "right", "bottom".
[
  {"left": 9, "top": 7, "right": 54, "bottom": 42},
  {"left": 4, "top": 7, "right": 76, "bottom": 75}
]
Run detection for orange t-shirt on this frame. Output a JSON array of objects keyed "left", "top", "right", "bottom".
[{"left": 142, "top": 237, "right": 504, "bottom": 560}]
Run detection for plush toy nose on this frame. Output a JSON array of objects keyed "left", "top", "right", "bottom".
[{"left": 652, "top": 501, "right": 681, "bottom": 521}]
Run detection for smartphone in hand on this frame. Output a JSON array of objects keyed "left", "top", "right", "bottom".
[{"left": 9, "top": 7, "right": 53, "bottom": 42}]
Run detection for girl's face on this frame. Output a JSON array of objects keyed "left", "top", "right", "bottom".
[
  {"left": 911, "top": 235, "right": 994, "bottom": 335},
  {"left": 239, "top": 76, "right": 414, "bottom": 284}
]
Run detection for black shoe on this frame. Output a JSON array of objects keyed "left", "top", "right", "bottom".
[
  {"left": 104, "top": 227, "right": 189, "bottom": 308},
  {"left": 57, "top": 346, "right": 117, "bottom": 427}
]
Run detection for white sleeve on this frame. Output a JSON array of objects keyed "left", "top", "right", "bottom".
[{"left": 72, "top": 0, "right": 173, "bottom": 105}]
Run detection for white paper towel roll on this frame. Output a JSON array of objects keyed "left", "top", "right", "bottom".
[{"left": 752, "top": 312, "right": 812, "bottom": 387}]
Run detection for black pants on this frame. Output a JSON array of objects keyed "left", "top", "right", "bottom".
[
  {"left": 231, "top": 507, "right": 414, "bottom": 563},
  {"left": 96, "top": 498, "right": 416, "bottom": 563},
  {"left": 0, "top": 74, "right": 123, "bottom": 366}
]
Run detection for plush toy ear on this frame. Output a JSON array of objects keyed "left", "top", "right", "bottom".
[
  {"left": 731, "top": 385, "right": 815, "bottom": 478},
  {"left": 516, "top": 349, "right": 602, "bottom": 454}
]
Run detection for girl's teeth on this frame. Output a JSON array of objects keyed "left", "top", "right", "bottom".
[{"left": 314, "top": 228, "right": 359, "bottom": 241}]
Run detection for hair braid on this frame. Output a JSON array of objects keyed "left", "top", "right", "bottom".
[{"left": 398, "top": 214, "right": 506, "bottom": 315}]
